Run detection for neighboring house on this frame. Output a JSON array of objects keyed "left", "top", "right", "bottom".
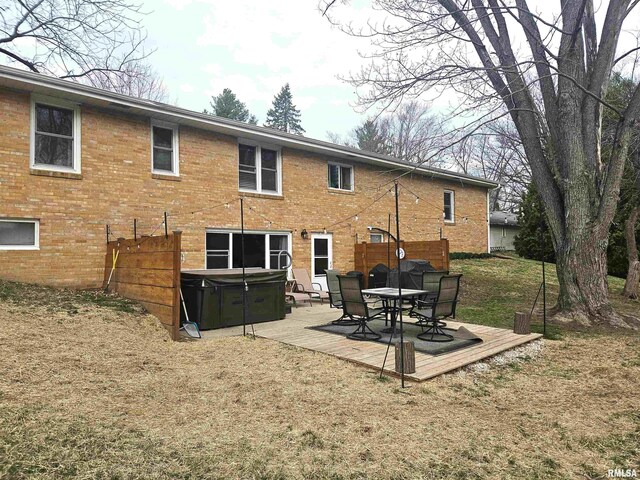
[
  {"left": 490, "top": 211, "right": 519, "bottom": 251},
  {"left": 0, "top": 66, "right": 498, "bottom": 289}
]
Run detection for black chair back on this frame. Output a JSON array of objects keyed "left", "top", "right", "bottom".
[
  {"left": 326, "top": 269, "right": 342, "bottom": 307},
  {"left": 433, "top": 274, "right": 462, "bottom": 318},
  {"left": 338, "top": 275, "right": 368, "bottom": 318}
]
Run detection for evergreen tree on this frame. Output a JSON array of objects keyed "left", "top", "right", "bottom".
[
  {"left": 513, "top": 183, "right": 556, "bottom": 263},
  {"left": 354, "top": 119, "right": 392, "bottom": 155},
  {"left": 204, "top": 88, "right": 257, "bottom": 124},
  {"left": 264, "top": 84, "right": 305, "bottom": 135}
]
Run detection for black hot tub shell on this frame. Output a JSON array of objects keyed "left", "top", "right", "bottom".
[{"left": 180, "top": 269, "right": 287, "bottom": 330}]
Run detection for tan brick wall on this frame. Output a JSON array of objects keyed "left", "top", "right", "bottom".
[{"left": 0, "top": 89, "right": 490, "bottom": 288}]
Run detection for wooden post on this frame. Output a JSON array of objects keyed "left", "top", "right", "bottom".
[
  {"left": 514, "top": 312, "right": 531, "bottom": 335},
  {"left": 395, "top": 341, "right": 415, "bottom": 374},
  {"left": 171, "top": 231, "right": 182, "bottom": 341}
]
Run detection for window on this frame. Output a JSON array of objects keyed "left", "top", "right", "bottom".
[
  {"left": 370, "top": 233, "right": 383, "bottom": 243},
  {"left": 328, "top": 162, "right": 353, "bottom": 191},
  {"left": 151, "top": 121, "right": 179, "bottom": 175},
  {"left": 444, "top": 190, "right": 455, "bottom": 223},
  {"left": 0, "top": 219, "right": 39, "bottom": 250},
  {"left": 502, "top": 227, "right": 507, "bottom": 238},
  {"left": 205, "top": 231, "right": 290, "bottom": 269},
  {"left": 238, "top": 141, "right": 280, "bottom": 194},
  {"left": 31, "top": 97, "right": 81, "bottom": 173}
]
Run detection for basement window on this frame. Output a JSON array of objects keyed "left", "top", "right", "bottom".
[
  {"left": 151, "top": 121, "right": 179, "bottom": 175},
  {"left": 31, "top": 96, "right": 81, "bottom": 173},
  {"left": 328, "top": 162, "right": 353, "bottom": 191},
  {"left": 238, "top": 141, "right": 281, "bottom": 195},
  {"left": 444, "top": 190, "right": 455, "bottom": 223},
  {"left": 0, "top": 219, "right": 39, "bottom": 250}
]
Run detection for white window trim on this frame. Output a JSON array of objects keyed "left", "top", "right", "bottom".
[
  {"left": 444, "top": 189, "right": 455, "bottom": 223},
  {"left": 237, "top": 138, "right": 282, "bottom": 196},
  {"left": 204, "top": 229, "right": 292, "bottom": 271},
  {"left": 151, "top": 119, "right": 180, "bottom": 176},
  {"left": 30, "top": 95, "right": 81, "bottom": 174},
  {"left": 369, "top": 233, "right": 383, "bottom": 243},
  {"left": 0, "top": 218, "right": 40, "bottom": 250},
  {"left": 327, "top": 161, "right": 354, "bottom": 192}
]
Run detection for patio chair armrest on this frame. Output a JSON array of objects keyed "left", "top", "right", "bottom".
[
  {"left": 415, "top": 298, "right": 436, "bottom": 309},
  {"left": 311, "top": 282, "right": 323, "bottom": 291}
]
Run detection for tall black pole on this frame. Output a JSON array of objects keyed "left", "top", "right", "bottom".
[
  {"left": 395, "top": 181, "right": 405, "bottom": 388},
  {"left": 164, "top": 212, "right": 168, "bottom": 238},
  {"left": 542, "top": 224, "right": 547, "bottom": 337},
  {"left": 241, "top": 197, "right": 247, "bottom": 337},
  {"left": 134, "top": 218, "right": 137, "bottom": 241},
  {"left": 387, "top": 213, "right": 391, "bottom": 269}
]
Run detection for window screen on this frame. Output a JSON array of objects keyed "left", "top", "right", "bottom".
[
  {"left": 0, "top": 221, "right": 37, "bottom": 248},
  {"left": 34, "top": 104, "right": 74, "bottom": 168}
]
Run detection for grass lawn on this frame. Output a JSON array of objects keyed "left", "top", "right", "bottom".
[{"left": 1, "top": 256, "right": 638, "bottom": 479}]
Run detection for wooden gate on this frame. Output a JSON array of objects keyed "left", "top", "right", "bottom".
[{"left": 354, "top": 239, "right": 450, "bottom": 287}]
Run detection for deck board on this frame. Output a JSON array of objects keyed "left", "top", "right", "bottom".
[{"left": 201, "top": 304, "right": 542, "bottom": 381}]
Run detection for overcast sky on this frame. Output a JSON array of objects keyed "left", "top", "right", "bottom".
[{"left": 143, "top": 0, "right": 371, "bottom": 140}]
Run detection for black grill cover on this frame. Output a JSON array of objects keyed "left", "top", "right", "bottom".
[
  {"left": 368, "top": 263, "right": 390, "bottom": 288},
  {"left": 387, "top": 260, "right": 435, "bottom": 289}
]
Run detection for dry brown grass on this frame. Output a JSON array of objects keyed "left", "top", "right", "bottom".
[{"left": 1, "top": 270, "right": 639, "bottom": 479}]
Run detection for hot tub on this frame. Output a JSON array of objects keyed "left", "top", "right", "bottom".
[{"left": 180, "top": 269, "right": 287, "bottom": 330}]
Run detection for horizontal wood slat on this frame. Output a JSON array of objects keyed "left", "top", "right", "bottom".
[
  {"left": 104, "top": 232, "right": 182, "bottom": 340},
  {"left": 355, "top": 239, "right": 450, "bottom": 287}
]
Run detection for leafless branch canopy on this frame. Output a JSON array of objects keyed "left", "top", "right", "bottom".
[{"left": 0, "top": 0, "right": 151, "bottom": 86}]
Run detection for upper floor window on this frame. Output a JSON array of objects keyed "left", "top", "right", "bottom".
[
  {"left": 444, "top": 190, "right": 455, "bottom": 223},
  {"left": 370, "top": 233, "right": 383, "bottom": 243},
  {"left": 31, "top": 96, "right": 81, "bottom": 173},
  {"left": 151, "top": 121, "right": 179, "bottom": 175},
  {"left": 0, "top": 219, "right": 39, "bottom": 250},
  {"left": 238, "top": 141, "right": 280, "bottom": 194},
  {"left": 328, "top": 162, "right": 353, "bottom": 191}
]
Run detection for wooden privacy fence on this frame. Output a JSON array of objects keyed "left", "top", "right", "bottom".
[
  {"left": 103, "top": 231, "right": 182, "bottom": 340},
  {"left": 354, "top": 239, "right": 450, "bottom": 287}
]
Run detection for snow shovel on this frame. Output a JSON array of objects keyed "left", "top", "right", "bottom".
[{"left": 179, "top": 287, "right": 201, "bottom": 339}]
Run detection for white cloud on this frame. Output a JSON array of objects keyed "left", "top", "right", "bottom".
[{"left": 179, "top": 83, "right": 194, "bottom": 93}]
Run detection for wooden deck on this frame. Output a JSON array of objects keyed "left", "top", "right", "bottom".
[{"left": 200, "top": 304, "right": 542, "bottom": 381}]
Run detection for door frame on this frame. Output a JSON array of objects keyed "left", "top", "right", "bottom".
[{"left": 311, "top": 233, "right": 333, "bottom": 290}]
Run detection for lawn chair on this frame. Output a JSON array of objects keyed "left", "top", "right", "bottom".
[
  {"left": 338, "top": 275, "right": 384, "bottom": 341},
  {"left": 413, "top": 274, "right": 463, "bottom": 342},
  {"left": 326, "top": 269, "right": 357, "bottom": 325},
  {"left": 292, "top": 268, "right": 330, "bottom": 304},
  {"left": 285, "top": 280, "right": 313, "bottom": 307},
  {"left": 408, "top": 270, "right": 449, "bottom": 318}
]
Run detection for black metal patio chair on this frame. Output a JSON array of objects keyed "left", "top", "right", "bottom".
[
  {"left": 338, "top": 275, "right": 384, "bottom": 340},
  {"left": 326, "top": 269, "right": 357, "bottom": 325},
  {"left": 413, "top": 274, "right": 463, "bottom": 342},
  {"left": 409, "top": 270, "right": 449, "bottom": 318}
]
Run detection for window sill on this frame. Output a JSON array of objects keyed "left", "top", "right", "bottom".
[
  {"left": 328, "top": 188, "right": 355, "bottom": 195},
  {"left": 444, "top": 221, "right": 456, "bottom": 226},
  {"left": 239, "top": 191, "right": 284, "bottom": 200},
  {"left": 152, "top": 173, "right": 181, "bottom": 182},
  {"left": 30, "top": 168, "right": 82, "bottom": 180}
]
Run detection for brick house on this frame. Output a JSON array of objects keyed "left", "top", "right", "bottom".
[{"left": 0, "top": 66, "right": 497, "bottom": 289}]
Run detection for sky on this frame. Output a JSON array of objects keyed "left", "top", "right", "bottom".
[{"left": 142, "top": 0, "right": 372, "bottom": 141}]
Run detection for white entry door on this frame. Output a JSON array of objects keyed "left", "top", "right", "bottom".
[{"left": 311, "top": 233, "right": 333, "bottom": 291}]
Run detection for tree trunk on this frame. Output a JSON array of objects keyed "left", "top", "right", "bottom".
[
  {"left": 623, "top": 205, "right": 640, "bottom": 299},
  {"left": 553, "top": 232, "right": 620, "bottom": 326}
]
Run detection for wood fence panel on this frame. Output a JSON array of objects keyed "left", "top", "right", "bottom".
[
  {"left": 354, "top": 239, "right": 450, "bottom": 288},
  {"left": 104, "top": 232, "right": 181, "bottom": 340}
]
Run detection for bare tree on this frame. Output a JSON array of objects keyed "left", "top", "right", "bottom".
[
  {"left": 323, "top": 0, "right": 640, "bottom": 327},
  {"left": 622, "top": 156, "right": 640, "bottom": 299},
  {"left": 0, "top": 0, "right": 149, "bottom": 84},
  {"left": 329, "top": 100, "right": 445, "bottom": 166},
  {"left": 85, "top": 60, "right": 169, "bottom": 102},
  {"left": 449, "top": 119, "right": 531, "bottom": 211}
]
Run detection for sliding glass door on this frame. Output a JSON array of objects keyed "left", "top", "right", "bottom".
[{"left": 205, "top": 230, "right": 290, "bottom": 270}]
